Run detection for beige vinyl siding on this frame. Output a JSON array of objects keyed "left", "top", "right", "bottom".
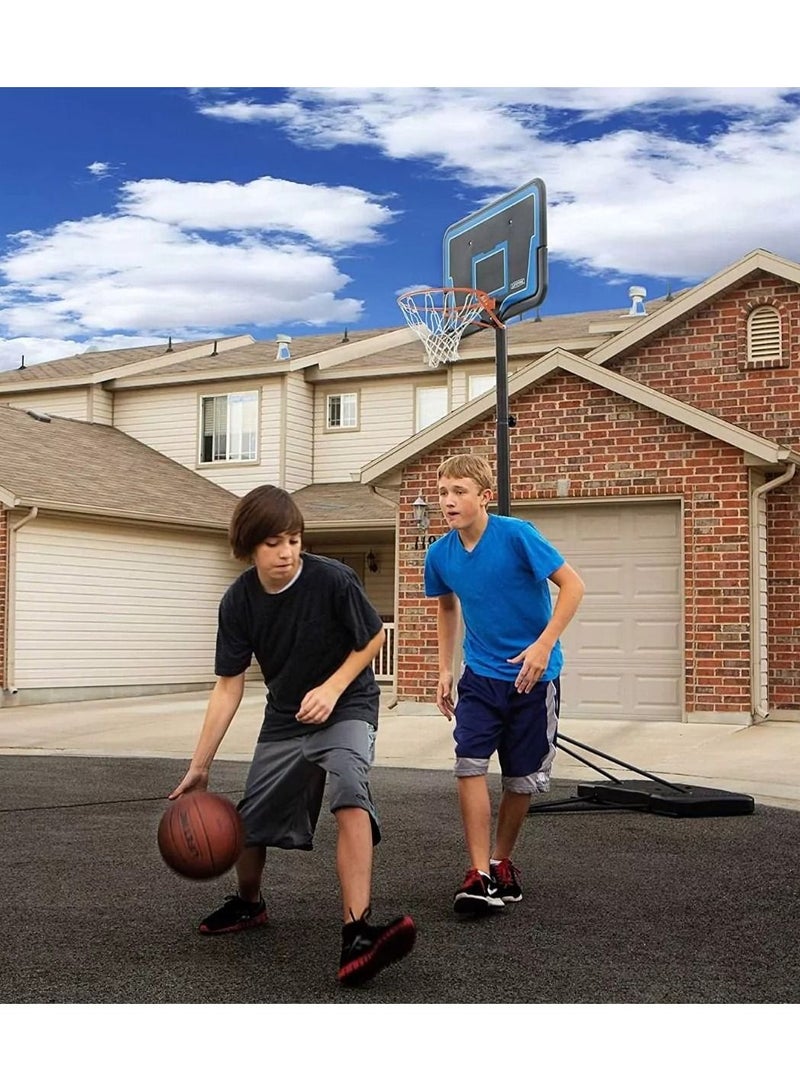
[
  {"left": 364, "top": 556, "right": 395, "bottom": 618},
  {"left": 314, "top": 378, "right": 422, "bottom": 482},
  {"left": 1, "top": 389, "right": 91, "bottom": 421},
  {"left": 112, "top": 381, "right": 282, "bottom": 496},
  {"left": 88, "top": 385, "right": 114, "bottom": 425},
  {"left": 283, "top": 373, "right": 314, "bottom": 492},
  {"left": 12, "top": 515, "right": 244, "bottom": 690}
]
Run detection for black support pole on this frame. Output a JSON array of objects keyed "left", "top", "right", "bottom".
[{"left": 495, "top": 322, "right": 510, "bottom": 516}]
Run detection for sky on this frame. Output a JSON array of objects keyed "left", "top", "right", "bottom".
[{"left": 2, "top": 12, "right": 800, "bottom": 374}]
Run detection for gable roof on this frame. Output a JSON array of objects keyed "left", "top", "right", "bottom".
[
  {"left": 0, "top": 297, "right": 678, "bottom": 393},
  {"left": 587, "top": 249, "right": 800, "bottom": 366},
  {"left": 361, "top": 347, "right": 800, "bottom": 485},
  {"left": 0, "top": 404, "right": 238, "bottom": 530},
  {"left": 0, "top": 336, "right": 253, "bottom": 393}
]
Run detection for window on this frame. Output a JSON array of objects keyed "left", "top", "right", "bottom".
[
  {"left": 415, "top": 386, "right": 448, "bottom": 431},
  {"left": 200, "top": 391, "right": 258, "bottom": 463},
  {"left": 326, "top": 392, "right": 359, "bottom": 430},
  {"left": 468, "top": 373, "right": 495, "bottom": 400},
  {"left": 747, "top": 306, "right": 781, "bottom": 362}
]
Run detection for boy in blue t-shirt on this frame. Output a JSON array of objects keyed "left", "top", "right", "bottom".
[{"left": 424, "top": 454, "right": 585, "bottom": 913}]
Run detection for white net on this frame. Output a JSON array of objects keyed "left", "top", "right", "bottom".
[{"left": 398, "top": 288, "right": 489, "bottom": 369}]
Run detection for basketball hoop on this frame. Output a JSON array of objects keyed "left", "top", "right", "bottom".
[{"left": 398, "top": 287, "right": 503, "bottom": 369}]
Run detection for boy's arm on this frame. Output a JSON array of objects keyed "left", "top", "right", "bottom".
[
  {"left": 169, "top": 672, "right": 246, "bottom": 798},
  {"left": 436, "top": 593, "right": 459, "bottom": 720},
  {"left": 508, "top": 562, "right": 585, "bottom": 693},
  {"left": 296, "top": 627, "right": 386, "bottom": 724}
]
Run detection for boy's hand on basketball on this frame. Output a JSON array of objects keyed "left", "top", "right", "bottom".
[
  {"left": 508, "top": 642, "right": 550, "bottom": 693},
  {"left": 168, "top": 767, "right": 209, "bottom": 800},
  {"left": 436, "top": 673, "right": 455, "bottom": 720},
  {"left": 296, "top": 683, "right": 339, "bottom": 724}
]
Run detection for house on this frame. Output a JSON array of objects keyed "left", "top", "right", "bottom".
[{"left": 1, "top": 248, "right": 799, "bottom": 726}]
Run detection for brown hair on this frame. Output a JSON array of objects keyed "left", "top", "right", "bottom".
[
  {"left": 436, "top": 453, "right": 494, "bottom": 493},
  {"left": 228, "top": 485, "right": 304, "bottom": 561}
]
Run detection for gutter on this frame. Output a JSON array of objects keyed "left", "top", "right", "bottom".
[
  {"left": 750, "top": 462, "right": 797, "bottom": 721},
  {"left": 4, "top": 506, "right": 39, "bottom": 695}
]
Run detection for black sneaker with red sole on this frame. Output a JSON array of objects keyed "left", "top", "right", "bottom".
[
  {"left": 491, "top": 858, "right": 523, "bottom": 903},
  {"left": 198, "top": 894, "right": 268, "bottom": 934},
  {"left": 453, "top": 868, "right": 505, "bottom": 914},
  {"left": 338, "top": 910, "right": 417, "bottom": 987}
]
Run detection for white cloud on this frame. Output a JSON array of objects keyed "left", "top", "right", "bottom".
[
  {"left": 0, "top": 173, "right": 390, "bottom": 367},
  {"left": 216, "top": 87, "right": 800, "bottom": 279},
  {"left": 118, "top": 177, "right": 395, "bottom": 247},
  {"left": 87, "top": 161, "right": 112, "bottom": 178}
]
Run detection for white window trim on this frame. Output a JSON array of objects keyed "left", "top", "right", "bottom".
[{"left": 325, "top": 390, "right": 361, "bottom": 432}]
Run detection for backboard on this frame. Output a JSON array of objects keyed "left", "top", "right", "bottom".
[{"left": 443, "top": 177, "right": 547, "bottom": 325}]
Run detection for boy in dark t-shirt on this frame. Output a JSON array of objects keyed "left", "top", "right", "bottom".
[{"left": 169, "top": 485, "right": 416, "bottom": 987}]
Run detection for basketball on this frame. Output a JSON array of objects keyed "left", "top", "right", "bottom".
[{"left": 157, "top": 791, "right": 244, "bottom": 880}]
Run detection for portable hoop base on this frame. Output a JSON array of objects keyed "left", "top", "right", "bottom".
[{"left": 528, "top": 733, "right": 755, "bottom": 818}]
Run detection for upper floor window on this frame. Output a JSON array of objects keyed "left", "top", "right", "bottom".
[
  {"left": 326, "top": 392, "right": 359, "bottom": 430},
  {"left": 747, "top": 306, "right": 781, "bottom": 362},
  {"left": 200, "top": 391, "right": 258, "bottom": 464},
  {"left": 415, "top": 386, "right": 448, "bottom": 431},
  {"left": 468, "top": 373, "right": 495, "bottom": 400}
]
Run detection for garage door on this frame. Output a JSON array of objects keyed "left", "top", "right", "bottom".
[
  {"left": 12, "top": 515, "right": 244, "bottom": 692},
  {"left": 516, "top": 501, "right": 683, "bottom": 721}
]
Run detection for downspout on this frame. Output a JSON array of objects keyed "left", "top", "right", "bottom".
[
  {"left": 750, "top": 464, "right": 796, "bottom": 721},
  {"left": 4, "top": 506, "right": 39, "bottom": 695}
]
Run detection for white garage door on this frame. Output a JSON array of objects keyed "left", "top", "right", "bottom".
[
  {"left": 12, "top": 515, "right": 244, "bottom": 692},
  {"left": 516, "top": 501, "right": 683, "bottom": 721}
]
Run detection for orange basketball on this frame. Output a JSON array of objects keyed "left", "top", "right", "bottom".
[{"left": 157, "top": 791, "right": 244, "bottom": 880}]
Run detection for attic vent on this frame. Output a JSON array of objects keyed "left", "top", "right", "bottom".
[
  {"left": 275, "top": 335, "right": 292, "bottom": 361},
  {"left": 26, "top": 409, "right": 51, "bottom": 423},
  {"left": 747, "top": 306, "right": 781, "bottom": 361},
  {"left": 628, "top": 285, "right": 647, "bottom": 316}
]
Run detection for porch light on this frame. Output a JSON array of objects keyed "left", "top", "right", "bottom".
[
  {"left": 366, "top": 550, "right": 379, "bottom": 573},
  {"left": 412, "top": 494, "right": 430, "bottom": 531}
]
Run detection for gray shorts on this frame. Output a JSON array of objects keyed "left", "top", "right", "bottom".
[{"left": 237, "top": 719, "right": 380, "bottom": 850}]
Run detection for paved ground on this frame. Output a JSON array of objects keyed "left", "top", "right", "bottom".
[{"left": 1, "top": 690, "right": 798, "bottom": 1018}]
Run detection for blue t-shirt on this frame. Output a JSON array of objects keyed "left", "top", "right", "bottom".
[{"left": 424, "top": 514, "right": 566, "bottom": 682}]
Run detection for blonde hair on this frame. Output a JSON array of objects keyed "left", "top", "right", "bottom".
[{"left": 436, "top": 454, "right": 494, "bottom": 492}]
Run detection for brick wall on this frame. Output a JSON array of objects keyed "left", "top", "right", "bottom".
[
  {"left": 0, "top": 507, "right": 7, "bottom": 690},
  {"left": 395, "top": 373, "right": 770, "bottom": 716},
  {"left": 617, "top": 273, "right": 800, "bottom": 446}
]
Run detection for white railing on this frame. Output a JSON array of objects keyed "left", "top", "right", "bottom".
[{"left": 373, "top": 622, "right": 396, "bottom": 682}]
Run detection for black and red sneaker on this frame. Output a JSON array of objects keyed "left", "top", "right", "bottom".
[
  {"left": 491, "top": 858, "right": 523, "bottom": 903},
  {"left": 338, "top": 909, "right": 417, "bottom": 987},
  {"left": 453, "top": 868, "right": 505, "bottom": 914},
  {"left": 198, "top": 894, "right": 268, "bottom": 934}
]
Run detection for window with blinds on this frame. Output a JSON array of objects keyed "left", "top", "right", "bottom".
[
  {"left": 747, "top": 307, "right": 781, "bottom": 361},
  {"left": 415, "top": 386, "right": 448, "bottom": 431},
  {"left": 200, "top": 391, "right": 258, "bottom": 463}
]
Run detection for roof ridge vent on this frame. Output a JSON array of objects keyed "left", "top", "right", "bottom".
[
  {"left": 275, "top": 334, "right": 292, "bottom": 361},
  {"left": 628, "top": 285, "right": 647, "bottom": 316}
]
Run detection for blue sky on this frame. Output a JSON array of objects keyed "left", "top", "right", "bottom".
[{"left": 2, "top": 16, "right": 799, "bottom": 389}]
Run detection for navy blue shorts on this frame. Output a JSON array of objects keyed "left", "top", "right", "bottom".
[{"left": 453, "top": 665, "right": 560, "bottom": 791}]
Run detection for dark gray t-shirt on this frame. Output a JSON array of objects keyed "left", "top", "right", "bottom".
[{"left": 215, "top": 553, "right": 382, "bottom": 740}]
